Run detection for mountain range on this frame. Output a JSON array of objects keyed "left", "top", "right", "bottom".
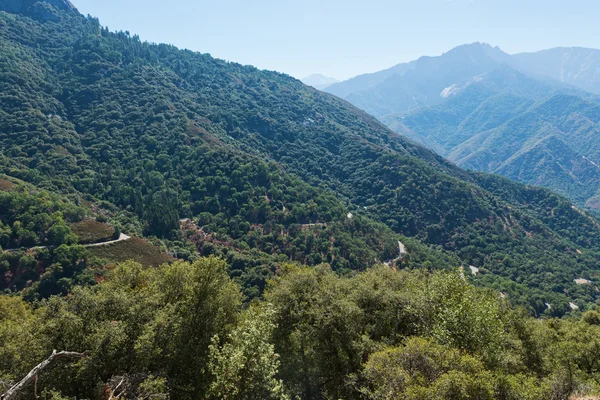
[{"left": 326, "top": 43, "right": 600, "bottom": 209}]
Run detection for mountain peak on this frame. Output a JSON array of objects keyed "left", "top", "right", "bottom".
[{"left": 442, "top": 42, "right": 511, "bottom": 63}]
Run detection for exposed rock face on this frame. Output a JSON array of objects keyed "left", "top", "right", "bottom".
[{"left": 0, "top": 0, "right": 77, "bottom": 15}]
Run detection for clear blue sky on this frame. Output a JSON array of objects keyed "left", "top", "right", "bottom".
[{"left": 73, "top": 0, "right": 599, "bottom": 80}]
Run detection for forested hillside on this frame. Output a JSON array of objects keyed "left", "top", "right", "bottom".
[
  {"left": 0, "top": 175, "right": 175, "bottom": 299},
  {"left": 0, "top": 176, "right": 91, "bottom": 287},
  {"left": 1, "top": 1, "right": 600, "bottom": 316}
]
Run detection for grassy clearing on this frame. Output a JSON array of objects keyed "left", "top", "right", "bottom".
[
  {"left": 70, "top": 219, "right": 115, "bottom": 244},
  {"left": 88, "top": 237, "right": 173, "bottom": 267}
]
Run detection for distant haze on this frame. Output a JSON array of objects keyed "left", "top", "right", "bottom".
[
  {"left": 301, "top": 74, "right": 340, "bottom": 90},
  {"left": 325, "top": 42, "right": 600, "bottom": 211},
  {"left": 72, "top": 0, "right": 600, "bottom": 80}
]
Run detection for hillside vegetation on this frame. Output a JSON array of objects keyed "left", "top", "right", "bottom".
[
  {"left": 387, "top": 88, "right": 600, "bottom": 209},
  {"left": 0, "top": 176, "right": 174, "bottom": 299},
  {"left": 0, "top": 2, "right": 600, "bottom": 313},
  {"left": 1, "top": 258, "right": 599, "bottom": 399}
]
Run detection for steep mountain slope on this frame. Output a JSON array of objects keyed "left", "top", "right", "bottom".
[
  {"left": 380, "top": 68, "right": 554, "bottom": 154},
  {"left": 397, "top": 92, "right": 600, "bottom": 208},
  {"left": 1, "top": 3, "right": 600, "bottom": 314},
  {"left": 454, "top": 95, "right": 600, "bottom": 206},
  {"left": 513, "top": 47, "right": 600, "bottom": 94}
]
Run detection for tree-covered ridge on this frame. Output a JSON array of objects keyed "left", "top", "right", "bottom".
[
  {"left": 0, "top": 9, "right": 411, "bottom": 295},
  {"left": 0, "top": 5, "right": 599, "bottom": 313},
  {"left": 1, "top": 258, "right": 599, "bottom": 399},
  {"left": 450, "top": 95, "right": 600, "bottom": 206}
]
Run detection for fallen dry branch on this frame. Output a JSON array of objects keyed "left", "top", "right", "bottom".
[{"left": 1, "top": 350, "right": 87, "bottom": 400}]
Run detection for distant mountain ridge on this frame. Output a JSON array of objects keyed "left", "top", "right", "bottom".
[
  {"left": 326, "top": 43, "right": 600, "bottom": 114},
  {"left": 328, "top": 43, "right": 600, "bottom": 210},
  {"left": 301, "top": 73, "right": 339, "bottom": 90},
  {"left": 513, "top": 47, "right": 600, "bottom": 95},
  {"left": 447, "top": 94, "right": 600, "bottom": 207},
  {"left": 325, "top": 60, "right": 418, "bottom": 99},
  {"left": 325, "top": 43, "right": 577, "bottom": 116}
]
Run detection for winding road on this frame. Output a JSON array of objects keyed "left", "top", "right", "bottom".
[
  {"left": 83, "top": 233, "right": 131, "bottom": 248},
  {"left": 384, "top": 241, "right": 407, "bottom": 266},
  {"left": 3, "top": 233, "right": 131, "bottom": 253}
]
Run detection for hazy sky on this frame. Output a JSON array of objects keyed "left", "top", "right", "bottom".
[{"left": 73, "top": 0, "right": 599, "bottom": 80}]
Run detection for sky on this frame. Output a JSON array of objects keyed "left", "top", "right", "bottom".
[{"left": 73, "top": 0, "right": 599, "bottom": 81}]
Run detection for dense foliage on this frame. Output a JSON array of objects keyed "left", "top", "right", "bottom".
[
  {"left": 1, "top": 258, "right": 599, "bottom": 399},
  {"left": 0, "top": 186, "right": 83, "bottom": 250},
  {"left": 0, "top": 181, "right": 91, "bottom": 295}
]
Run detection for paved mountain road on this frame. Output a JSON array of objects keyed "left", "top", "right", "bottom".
[{"left": 3, "top": 233, "right": 131, "bottom": 253}]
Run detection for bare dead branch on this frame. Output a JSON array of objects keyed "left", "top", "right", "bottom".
[
  {"left": 1, "top": 350, "right": 87, "bottom": 400},
  {"left": 108, "top": 378, "right": 126, "bottom": 400}
]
